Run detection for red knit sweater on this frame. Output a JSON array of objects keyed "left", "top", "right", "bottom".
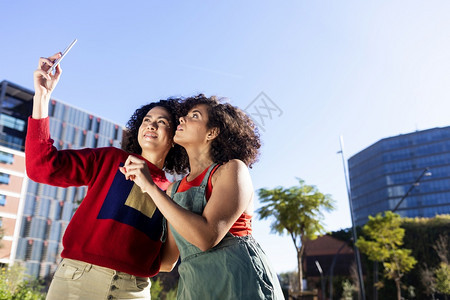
[{"left": 25, "top": 117, "right": 170, "bottom": 277}]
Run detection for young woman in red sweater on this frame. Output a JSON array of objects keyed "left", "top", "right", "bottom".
[
  {"left": 121, "top": 95, "right": 284, "bottom": 299},
  {"left": 27, "top": 53, "right": 187, "bottom": 299}
]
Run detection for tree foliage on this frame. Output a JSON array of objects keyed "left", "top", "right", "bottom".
[
  {"left": 341, "top": 279, "right": 357, "bottom": 300},
  {"left": 356, "top": 211, "right": 417, "bottom": 300},
  {"left": 421, "top": 233, "right": 450, "bottom": 297},
  {"left": 257, "top": 178, "right": 335, "bottom": 292},
  {"left": 433, "top": 233, "right": 450, "bottom": 296},
  {"left": 401, "top": 215, "right": 450, "bottom": 298},
  {"left": 420, "top": 264, "right": 437, "bottom": 297},
  {"left": 0, "top": 264, "right": 45, "bottom": 300},
  {"left": 150, "top": 278, "right": 163, "bottom": 299},
  {"left": 435, "top": 262, "right": 450, "bottom": 296},
  {"left": 330, "top": 215, "right": 450, "bottom": 298}
]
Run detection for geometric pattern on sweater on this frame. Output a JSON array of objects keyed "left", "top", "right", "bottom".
[
  {"left": 97, "top": 163, "right": 163, "bottom": 241},
  {"left": 125, "top": 184, "right": 156, "bottom": 218}
]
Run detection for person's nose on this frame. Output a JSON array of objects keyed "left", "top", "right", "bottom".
[
  {"left": 179, "top": 116, "right": 186, "bottom": 124},
  {"left": 147, "top": 120, "right": 157, "bottom": 130}
]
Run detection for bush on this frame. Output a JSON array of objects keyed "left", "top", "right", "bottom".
[
  {"left": 0, "top": 265, "right": 45, "bottom": 299},
  {"left": 150, "top": 278, "right": 163, "bottom": 298},
  {"left": 150, "top": 277, "right": 177, "bottom": 299}
]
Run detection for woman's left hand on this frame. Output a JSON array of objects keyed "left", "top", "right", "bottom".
[{"left": 119, "top": 155, "right": 155, "bottom": 192}]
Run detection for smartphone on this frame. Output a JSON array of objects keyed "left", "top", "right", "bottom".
[{"left": 47, "top": 38, "right": 78, "bottom": 74}]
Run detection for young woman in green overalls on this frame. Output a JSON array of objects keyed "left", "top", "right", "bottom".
[{"left": 121, "top": 95, "right": 284, "bottom": 299}]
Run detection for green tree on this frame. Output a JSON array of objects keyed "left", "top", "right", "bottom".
[
  {"left": 11, "top": 280, "right": 45, "bottom": 300},
  {"left": 0, "top": 264, "right": 45, "bottom": 300},
  {"left": 435, "top": 262, "right": 450, "bottom": 297},
  {"left": 257, "top": 178, "right": 335, "bottom": 292},
  {"left": 433, "top": 234, "right": 450, "bottom": 298},
  {"left": 165, "top": 288, "right": 177, "bottom": 300},
  {"left": 341, "top": 279, "right": 356, "bottom": 300},
  {"left": 0, "top": 264, "right": 26, "bottom": 297},
  {"left": 150, "top": 278, "right": 163, "bottom": 299},
  {"left": 402, "top": 215, "right": 450, "bottom": 298},
  {"left": 356, "top": 211, "right": 417, "bottom": 300}
]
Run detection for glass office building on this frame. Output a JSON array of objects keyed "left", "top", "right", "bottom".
[
  {"left": 348, "top": 126, "right": 450, "bottom": 226},
  {"left": 0, "top": 81, "right": 33, "bottom": 151},
  {"left": 0, "top": 80, "right": 124, "bottom": 278}
]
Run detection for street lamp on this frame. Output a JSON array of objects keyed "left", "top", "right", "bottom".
[
  {"left": 338, "top": 136, "right": 366, "bottom": 300},
  {"left": 392, "top": 167, "right": 432, "bottom": 212},
  {"left": 315, "top": 260, "right": 326, "bottom": 300},
  {"left": 328, "top": 241, "right": 347, "bottom": 300}
]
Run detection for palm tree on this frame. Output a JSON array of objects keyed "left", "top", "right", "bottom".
[{"left": 257, "top": 179, "right": 335, "bottom": 292}]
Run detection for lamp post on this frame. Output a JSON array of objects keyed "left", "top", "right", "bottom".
[
  {"left": 315, "top": 260, "right": 326, "bottom": 300},
  {"left": 373, "top": 167, "right": 432, "bottom": 299},
  {"left": 392, "top": 168, "right": 432, "bottom": 212},
  {"left": 338, "top": 136, "right": 366, "bottom": 300},
  {"left": 328, "top": 241, "right": 347, "bottom": 300}
]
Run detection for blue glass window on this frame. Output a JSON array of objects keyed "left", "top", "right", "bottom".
[
  {"left": 0, "top": 173, "right": 10, "bottom": 184},
  {"left": 0, "top": 151, "right": 14, "bottom": 164},
  {"left": 0, "top": 114, "right": 25, "bottom": 131}
]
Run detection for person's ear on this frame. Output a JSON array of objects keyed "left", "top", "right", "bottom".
[{"left": 206, "top": 127, "right": 220, "bottom": 141}]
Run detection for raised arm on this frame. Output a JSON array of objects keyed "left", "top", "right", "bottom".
[
  {"left": 121, "top": 158, "right": 253, "bottom": 251},
  {"left": 32, "top": 53, "right": 62, "bottom": 119},
  {"left": 26, "top": 53, "right": 96, "bottom": 187}
]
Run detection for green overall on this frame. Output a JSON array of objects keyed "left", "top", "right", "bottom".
[{"left": 170, "top": 164, "right": 284, "bottom": 300}]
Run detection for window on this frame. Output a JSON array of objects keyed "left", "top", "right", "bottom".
[
  {"left": 94, "top": 118, "right": 101, "bottom": 133},
  {"left": 29, "top": 218, "right": 46, "bottom": 239},
  {"left": 93, "top": 134, "right": 98, "bottom": 148},
  {"left": 46, "top": 241, "right": 59, "bottom": 263},
  {"left": 88, "top": 115, "right": 93, "bottom": 131},
  {"left": 49, "top": 100, "right": 56, "bottom": 117},
  {"left": 25, "top": 240, "right": 33, "bottom": 260},
  {"left": 114, "top": 125, "right": 119, "bottom": 140},
  {"left": 2, "top": 135, "right": 24, "bottom": 151},
  {"left": 0, "top": 114, "right": 25, "bottom": 131},
  {"left": 41, "top": 242, "right": 48, "bottom": 262},
  {"left": 0, "top": 195, "right": 6, "bottom": 206},
  {"left": 15, "top": 238, "right": 26, "bottom": 260},
  {"left": 0, "top": 151, "right": 14, "bottom": 164},
  {"left": 44, "top": 220, "right": 51, "bottom": 239},
  {"left": 81, "top": 130, "right": 87, "bottom": 147},
  {"left": 22, "top": 216, "right": 32, "bottom": 237},
  {"left": 49, "top": 221, "right": 61, "bottom": 241},
  {"left": 0, "top": 173, "right": 10, "bottom": 184}
]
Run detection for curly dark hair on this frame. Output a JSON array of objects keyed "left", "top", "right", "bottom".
[
  {"left": 122, "top": 99, "right": 189, "bottom": 174},
  {"left": 180, "top": 94, "right": 261, "bottom": 168}
]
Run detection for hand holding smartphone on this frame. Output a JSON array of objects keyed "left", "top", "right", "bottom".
[{"left": 47, "top": 38, "right": 77, "bottom": 74}]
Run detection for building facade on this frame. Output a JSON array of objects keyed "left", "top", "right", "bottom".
[
  {"left": 0, "top": 146, "right": 28, "bottom": 269},
  {"left": 303, "top": 235, "right": 354, "bottom": 298},
  {"left": 0, "top": 80, "right": 124, "bottom": 278},
  {"left": 348, "top": 126, "right": 450, "bottom": 226}
]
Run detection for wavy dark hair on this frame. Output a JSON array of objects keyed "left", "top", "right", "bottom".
[
  {"left": 122, "top": 99, "right": 188, "bottom": 174},
  {"left": 181, "top": 94, "right": 261, "bottom": 168}
]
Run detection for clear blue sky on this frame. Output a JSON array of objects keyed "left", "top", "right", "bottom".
[{"left": 2, "top": 1, "right": 450, "bottom": 274}]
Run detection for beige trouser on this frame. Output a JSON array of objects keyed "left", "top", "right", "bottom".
[{"left": 46, "top": 258, "right": 151, "bottom": 300}]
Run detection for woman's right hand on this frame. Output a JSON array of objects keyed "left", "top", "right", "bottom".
[
  {"left": 33, "top": 53, "right": 62, "bottom": 98},
  {"left": 32, "top": 53, "right": 62, "bottom": 119}
]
